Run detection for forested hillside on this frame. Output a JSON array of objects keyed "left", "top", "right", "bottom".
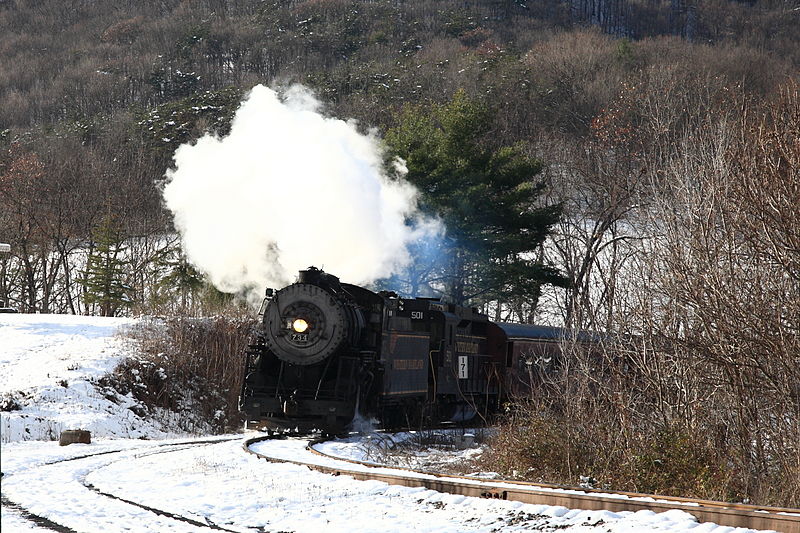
[
  {"left": 1, "top": 0, "right": 798, "bottom": 506},
  {"left": 2, "top": 0, "right": 797, "bottom": 316}
]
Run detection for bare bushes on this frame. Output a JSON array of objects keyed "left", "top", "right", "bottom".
[
  {"left": 484, "top": 341, "right": 740, "bottom": 502},
  {"left": 491, "top": 81, "right": 799, "bottom": 507},
  {"left": 115, "top": 315, "right": 255, "bottom": 433},
  {"left": 647, "top": 82, "right": 800, "bottom": 507}
]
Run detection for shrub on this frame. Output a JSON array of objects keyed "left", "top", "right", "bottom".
[
  {"left": 458, "top": 27, "right": 492, "bottom": 48},
  {"left": 482, "top": 398, "right": 743, "bottom": 501},
  {"left": 0, "top": 393, "right": 22, "bottom": 412},
  {"left": 116, "top": 315, "right": 255, "bottom": 433}
]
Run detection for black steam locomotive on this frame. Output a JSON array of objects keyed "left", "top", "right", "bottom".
[{"left": 240, "top": 267, "right": 574, "bottom": 432}]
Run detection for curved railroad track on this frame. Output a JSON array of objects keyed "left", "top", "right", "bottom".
[
  {"left": 1, "top": 436, "right": 245, "bottom": 532},
  {"left": 5, "top": 432, "right": 798, "bottom": 532},
  {"left": 244, "top": 433, "right": 800, "bottom": 533}
]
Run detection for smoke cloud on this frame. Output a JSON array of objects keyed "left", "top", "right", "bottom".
[{"left": 162, "top": 84, "right": 440, "bottom": 303}]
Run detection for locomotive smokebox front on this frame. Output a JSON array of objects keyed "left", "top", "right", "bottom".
[{"left": 263, "top": 268, "right": 360, "bottom": 365}]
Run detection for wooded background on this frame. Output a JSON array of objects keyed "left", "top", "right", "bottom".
[{"left": 1, "top": 0, "right": 798, "bottom": 505}]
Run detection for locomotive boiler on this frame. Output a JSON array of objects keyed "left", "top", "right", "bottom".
[{"left": 240, "top": 267, "right": 581, "bottom": 432}]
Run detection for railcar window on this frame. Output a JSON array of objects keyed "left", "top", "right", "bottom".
[{"left": 506, "top": 342, "right": 514, "bottom": 367}]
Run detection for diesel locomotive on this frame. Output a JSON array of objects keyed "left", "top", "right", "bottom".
[{"left": 240, "top": 267, "right": 574, "bottom": 432}]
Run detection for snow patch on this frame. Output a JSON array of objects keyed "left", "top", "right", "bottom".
[{"left": 0, "top": 314, "right": 210, "bottom": 443}]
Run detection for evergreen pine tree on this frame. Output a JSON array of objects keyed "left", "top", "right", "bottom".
[
  {"left": 82, "top": 215, "right": 132, "bottom": 316},
  {"left": 155, "top": 245, "right": 205, "bottom": 312},
  {"left": 385, "top": 90, "right": 568, "bottom": 307}
]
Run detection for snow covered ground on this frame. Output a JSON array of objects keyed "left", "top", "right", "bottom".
[
  {"left": 314, "top": 430, "right": 494, "bottom": 475},
  {"left": 0, "top": 313, "right": 203, "bottom": 443},
  {"left": 0, "top": 314, "right": 779, "bottom": 532}
]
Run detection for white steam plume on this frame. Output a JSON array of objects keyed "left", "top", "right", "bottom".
[{"left": 162, "top": 84, "right": 440, "bottom": 303}]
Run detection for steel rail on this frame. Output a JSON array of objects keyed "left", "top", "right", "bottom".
[
  {"left": 2, "top": 436, "right": 243, "bottom": 533},
  {"left": 244, "top": 434, "right": 800, "bottom": 533}
]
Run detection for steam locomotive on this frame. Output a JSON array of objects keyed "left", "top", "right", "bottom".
[{"left": 240, "top": 267, "right": 573, "bottom": 432}]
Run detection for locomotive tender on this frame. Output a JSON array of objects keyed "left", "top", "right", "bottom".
[{"left": 241, "top": 267, "right": 571, "bottom": 432}]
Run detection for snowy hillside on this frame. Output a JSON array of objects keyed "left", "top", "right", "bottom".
[{"left": 0, "top": 313, "right": 207, "bottom": 443}]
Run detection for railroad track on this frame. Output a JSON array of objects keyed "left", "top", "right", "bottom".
[
  {"left": 244, "top": 433, "right": 800, "bottom": 533},
  {"left": 5, "top": 432, "right": 797, "bottom": 532},
  {"left": 1, "top": 436, "right": 246, "bottom": 532}
]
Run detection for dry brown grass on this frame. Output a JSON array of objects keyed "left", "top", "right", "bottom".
[
  {"left": 483, "top": 400, "right": 738, "bottom": 500},
  {"left": 480, "top": 338, "right": 798, "bottom": 507},
  {"left": 115, "top": 315, "right": 255, "bottom": 433}
]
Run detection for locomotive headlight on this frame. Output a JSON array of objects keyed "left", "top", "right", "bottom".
[{"left": 292, "top": 318, "right": 309, "bottom": 333}]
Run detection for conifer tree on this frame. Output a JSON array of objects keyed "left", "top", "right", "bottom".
[
  {"left": 82, "top": 215, "right": 132, "bottom": 316},
  {"left": 385, "top": 90, "right": 567, "bottom": 307},
  {"left": 154, "top": 244, "right": 205, "bottom": 312}
]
